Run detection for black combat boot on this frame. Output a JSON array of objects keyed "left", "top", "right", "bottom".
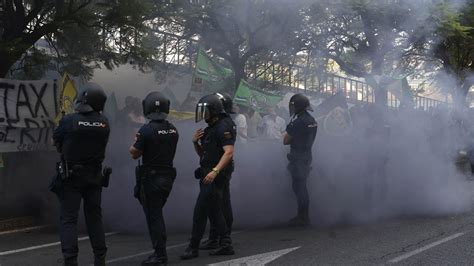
[
  {"left": 288, "top": 215, "right": 311, "bottom": 226},
  {"left": 63, "top": 257, "right": 78, "bottom": 266},
  {"left": 199, "top": 239, "right": 219, "bottom": 250},
  {"left": 209, "top": 245, "right": 235, "bottom": 256},
  {"left": 141, "top": 254, "right": 167, "bottom": 266},
  {"left": 94, "top": 255, "right": 106, "bottom": 266},
  {"left": 180, "top": 246, "right": 199, "bottom": 260}
]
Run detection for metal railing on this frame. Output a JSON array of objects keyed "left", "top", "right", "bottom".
[
  {"left": 150, "top": 29, "right": 449, "bottom": 110},
  {"left": 413, "top": 95, "right": 448, "bottom": 111}
]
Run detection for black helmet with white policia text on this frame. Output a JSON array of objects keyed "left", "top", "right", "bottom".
[
  {"left": 196, "top": 94, "right": 226, "bottom": 123},
  {"left": 142, "top": 91, "right": 170, "bottom": 120},
  {"left": 214, "top": 92, "right": 235, "bottom": 114},
  {"left": 289, "top": 93, "right": 313, "bottom": 116},
  {"left": 74, "top": 83, "right": 107, "bottom": 113}
]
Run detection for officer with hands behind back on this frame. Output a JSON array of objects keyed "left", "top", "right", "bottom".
[
  {"left": 180, "top": 94, "right": 236, "bottom": 260},
  {"left": 283, "top": 93, "right": 317, "bottom": 226},
  {"left": 129, "top": 92, "right": 179, "bottom": 266},
  {"left": 52, "top": 83, "right": 110, "bottom": 266}
]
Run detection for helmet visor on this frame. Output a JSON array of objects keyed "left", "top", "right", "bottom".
[
  {"left": 195, "top": 103, "right": 211, "bottom": 123},
  {"left": 289, "top": 102, "right": 296, "bottom": 117}
]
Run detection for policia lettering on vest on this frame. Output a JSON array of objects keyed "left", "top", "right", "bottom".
[
  {"left": 180, "top": 94, "right": 237, "bottom": 260},
  {"left": 51, "top": 83, "right": 111, "bottom": 266},
  {"left": 129, "top": 92, "right": 179, "bottom": 266}
]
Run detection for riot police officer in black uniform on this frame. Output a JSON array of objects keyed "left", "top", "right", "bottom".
[
  {"left": 181, "top": 94, "right": 236, "bottom": 260},
  {"left": 200, "top": 92, "right": 235, "bottom": 250},
  {"left": 53, "top": 83, "right": 110, "bottom": 266},
  {"left": 129, "top": 92, "right": 179, "bottom": 266},
  {"left": 283, "top": 93, "right": 317, "bottom": 226}
]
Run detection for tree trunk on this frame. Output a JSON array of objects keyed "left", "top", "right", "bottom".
[
  {"left": 365, "top": 75, "right": 388, "bottom": 107},
  {"left": 369, "top": 58, "right": 388, "bottom": 107},
  {"left": 0, "top": 63, "right": 12, "bottom": 78},
  {"left": 0, "top": 50, "right": 19, "bottom": 78},
  {"left": 231, "top": 60, "right": 246, "bottom": 93},
  {"left": 374, "top": 85, "right": 388, "bottom": 107},
  {"left": 452, "top": 82, "right": 471, "bottom": 107}
]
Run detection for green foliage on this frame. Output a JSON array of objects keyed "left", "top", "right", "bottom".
[
  {"left": 2, "top": 0, "right": 474, "bottom": 105},
  {"left": 427, "top": 0, "right": 474, "bottom": 103},
  {"left": 0, "top": 0, "right": 162, "bottom": 79},
  {"left": 167, "top": 0, "right": 306, "bottom": 90},
  {"left": 9, "top": 47, "right": 54, "bottom": 80},
  {"left": 303, "top": 0, "right": 428, "bottom": 79}
]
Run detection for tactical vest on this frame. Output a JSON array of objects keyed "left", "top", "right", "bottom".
[
  {"left": 140, "top": 120, "right": 178, "bottom": 177},
  {"left": 200, "top": 118, "right": 234, "bottom": 174},
  {"left": 62, "top": 112, "right": 109, "bottom": 165}
]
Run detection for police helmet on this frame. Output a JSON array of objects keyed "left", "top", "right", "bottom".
[
  {"left": 289, "top": 93, "right": 313, "bottom": 116},
  {"left": 74, "top": 83, "right": 107, "bottom": 113},
  {"left": 142, "top": 91, "right": 170, "bottom": 120},
  {"left": 215, "top": 92, "right": 235, "bottom": 114},
  {"left": 195, "top": 94, "right": 226, "bottom": 123}
]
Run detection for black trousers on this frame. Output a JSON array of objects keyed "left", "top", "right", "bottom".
[
  {"left": 288, "top": 161, "right": 311, "bottom": 218},
  {"left": 190, "top": 177, "right": 231, "bottom": 249},
  {"left": 207, "top": 177, "right": 233, "bottom": 242},
  {"left": 141, "top": 176, "right": 173, "bottom": 258},
  {"left": 59, "top": 182, "right": 106, "bottom": 260}
]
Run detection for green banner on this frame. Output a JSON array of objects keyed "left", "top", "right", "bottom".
[
  {"left": 233, "top": 80, "right": 283, "bottom": 112},
  {"left": 193, "top": 49, "right": 234, "bottom": 94}
]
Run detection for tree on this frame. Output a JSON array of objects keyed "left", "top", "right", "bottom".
[
  {"left": 169, "top": 0, "right": 305, "bottom": 91},
  {"left": 427, "top": 0, "right": 474, "bottom": 105},
  {"left": 0, "top": 0, "right": 166, "bottom": 79},
  {"left": 301, "top": 0, "right": 431, "bottom": 106}
]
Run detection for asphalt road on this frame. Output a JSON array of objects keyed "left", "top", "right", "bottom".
[{"left": 2, "top": 210, "right": 474, "bottom": 266}]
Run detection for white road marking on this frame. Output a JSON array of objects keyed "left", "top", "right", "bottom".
[
  {"left": 0, "top": 232, "right": 118, "bottom": 256},
  {"left": 388, "top": 232, "right": 466, "bottom": 264},
  {"left": 0, "top": 225, "right": 52, "bottom": 236},
  {"left": 105, "top": 242, "right": 188, "bottom": 264},
  {"left": 208, "top": 246, "right": 300, "bottom": 266},
  {"left": 105, "top": 230, "right": 246, "bottom": 264}
]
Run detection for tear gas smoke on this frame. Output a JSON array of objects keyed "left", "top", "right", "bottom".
[
  {"left": 101, "top": 102, "right": 473, "bottom": 233},
  {"left": 98, "top": 0, "right": 474, "bottom": 232}
]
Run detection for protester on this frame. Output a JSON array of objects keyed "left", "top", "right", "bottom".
[
  {"left": 233, "top": 105, "right": 249, "bottom": 143},
  {"left": 258, "top": 106, "right": 286, "bottom": 140},
  {"left": 117, "top": 96, "right": 145, "bottom": 129},
  {"left": 246, "top": 107, "right": 262, "bottom": 139}
]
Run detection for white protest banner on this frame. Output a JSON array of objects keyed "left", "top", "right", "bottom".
[
  {"left": 0, "top": 126, "right": 55, "bottom": 153},
  {"left": 0, "top": 79, "right": 60, "bottom": 128}
]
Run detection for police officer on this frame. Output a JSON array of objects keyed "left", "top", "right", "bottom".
[
  {"left": 199, "top": 92, "right": 235, "bottom": 250},
  {"left": 283, "top": 93, "right": 317, "bottom": 226},
  {"left": 129, "top": 92, "right": 179, "bottom": 266},
  {"left": 53, "top": 83, "right": 110, "bottom": 266},
  {"left": 181, "top": 94, "right": 236, "bottom": 260}
]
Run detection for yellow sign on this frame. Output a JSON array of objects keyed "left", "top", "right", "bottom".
[{"left": 55, "top": 73, "right": 78, "bottom": 124}]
